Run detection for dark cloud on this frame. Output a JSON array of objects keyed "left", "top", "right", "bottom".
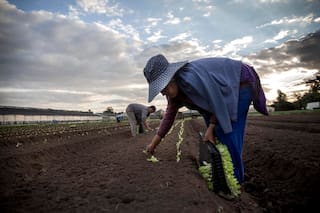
[
  {"left": 286, "top": 30, "right": 320, "bottom": 68},
  {"left": 244, "top": 30, "right": 320, "bottom": 100},
  {"left": 247, "top": 30, "right": 320, "bottom": 76}
]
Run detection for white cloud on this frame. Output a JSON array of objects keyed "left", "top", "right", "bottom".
[
  {"left": 107, "top": 19, "right": 141, "bottom": 42},
  {"left": 76, "top": 0, "right": 124, "bottom": 16},
  {"left": 68, "top": 5, "right": 82, "bottom": 19},
  {"left": 144, "top": 17, "right": 162, "bottom": 35},
  {"left": 169, "top": 32, "right": 191, "bottom": 42},
  {"left": 192, "top": 0, "right": 215, "bottom": 17},
  {"left": 183, "top": 17, "right": 191, "bottom": 21},
  {"left": 147, "top": 30, "right": 166, "bottom": 43},
  {"left": 273, "top": 30, "right": 290, "bottom": 40},
  {"left": 147, "top": 17, "right": 162, "bottom": 26},
  {"left": 163, "top": 11, "right": 191, "bottom": 24},
  {"left": 258, "top": 0, "right": 286, "bottom": 3},
  {"left": 231, "top": 0, "right": 287, "bottom": 4},
  {"left": 257, "top": 13, "right": 315, "bottom": 28},
  {"left": 215, "top": 36, "right": 253, "bottom": 56},
  {"left": 192, "top": 0, "right": 210, "bottom": 3},
  {"left": 164, "top": 11, "right": 181, "bottom": 25},
  {"left": 264, "top": 29, "right": 298, "bottom": 43},
  {"left": 203, "top": 5, "right": 213, "bottom": 17},
  {"left": 213, "top": 40, "right": 223, "bottom": 43}
]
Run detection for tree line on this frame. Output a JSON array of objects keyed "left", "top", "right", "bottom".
[{"left": 272, "top": 75, "right": 320, "bottom": 111}]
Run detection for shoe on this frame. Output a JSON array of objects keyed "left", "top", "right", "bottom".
[{"left": 217, "top": 191, "right": 235, "bottom": 201}]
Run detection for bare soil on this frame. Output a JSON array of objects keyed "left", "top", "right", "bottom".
[{"left": 1, "top": 112, "right": 319, "bottom": 213}]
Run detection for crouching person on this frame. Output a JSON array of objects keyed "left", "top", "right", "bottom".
[
  {"left": 126, "top": 103, "right": 156, "bottom": 137},
  {"left": 143, "top": 54, "right": 268, "bottom": 196}
]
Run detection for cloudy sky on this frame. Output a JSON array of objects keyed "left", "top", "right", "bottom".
[{"left": 0, "top": 0, "right": 319, "bottom": 113}]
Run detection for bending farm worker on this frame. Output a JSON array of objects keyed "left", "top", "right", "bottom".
[
  {"left": 143, "top": 54, "right": 268, "bottom": 185},
  {"left": 125, "top": 103, "right": 156, "bottom": 137}
]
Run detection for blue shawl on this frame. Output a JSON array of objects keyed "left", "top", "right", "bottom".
[{"left": 177, "top": 57, "right": 242, "bottom": 134}]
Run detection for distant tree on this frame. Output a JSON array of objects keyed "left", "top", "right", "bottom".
[
  {"left": 272, "top": 90, "right": 295, "bottom": 111},
  {"left": 293, "top": 75, "right": 320, "bottom": 109},
  {"left": 293, "top": 92, "right": 303, "bottom": 110},
  {"left": 276, "top": 90, "right": 287, "bottom": 103},
  {"left": 306, "top": 75, "right": 320, "bottom": 93},
  {"left": 103, "top": 107, "right": 114, "bottom": 114}
]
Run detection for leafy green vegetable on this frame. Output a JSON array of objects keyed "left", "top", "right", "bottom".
[
  {"left": 143, "top": 150, "right": 159, "bottom": 163},
  {"left": 198, "top": 142, "right": 241, "bottom": 197},
  {"left": 147, "top": 155, "right": 159, "bottom": 163},
  {"left": 216, "top": 143, "right": 241, "bottom": 197},
  {"left": 198, "top": 161, "right": 213, "bottom": 191},
  {"left": 176, "top": 121, "right": 184, "bottom": 162}
]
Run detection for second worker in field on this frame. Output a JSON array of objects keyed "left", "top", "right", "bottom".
[{"left": 125, "top": 103, "right": 156, "bottom": 137}]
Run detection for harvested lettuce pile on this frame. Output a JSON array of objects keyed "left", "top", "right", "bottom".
[
  {"left": 198, "top": 142, "right": 241, "bottom": 197},
  {"left": 198, "top": 161, "right": 213, "bottom": 191}
]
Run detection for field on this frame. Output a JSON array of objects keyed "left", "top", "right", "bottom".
[{"left": 0, "top": 111, "right": 319, "bottom": 212}]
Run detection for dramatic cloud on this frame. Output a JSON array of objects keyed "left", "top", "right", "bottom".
[
  {"left": 0, "top": 0, "right": 319, "bottom": 112},
  {"left": 244, "top": 30, "right": 320, "bottom": 101},
  {"left": 0, "top": 1, "right": 146, "bottom": 112}
]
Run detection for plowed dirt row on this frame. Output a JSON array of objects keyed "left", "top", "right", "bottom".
[
  {"left": 246, "top": 114, "right": 320, "bottom": 133},
  {"left": 244, "top": 113, "right": 320, "bottom": 212},
  {"left": 0, "top": 112, "right": 319, "bottom": 213}
]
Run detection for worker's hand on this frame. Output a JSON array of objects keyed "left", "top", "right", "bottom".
[
  {"left": 204, "top": 124, "right": 216, "bottom": 144},
  {"left": 146, "top": 143, "right": 156, "bottom": 155},
  {"left": 146, "top": 135, "right": 161, "bottom": 155}
]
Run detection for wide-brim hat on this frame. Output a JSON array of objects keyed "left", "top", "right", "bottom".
[{"left": 143, "top": 54, "right": 188, "bottom": 102}]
